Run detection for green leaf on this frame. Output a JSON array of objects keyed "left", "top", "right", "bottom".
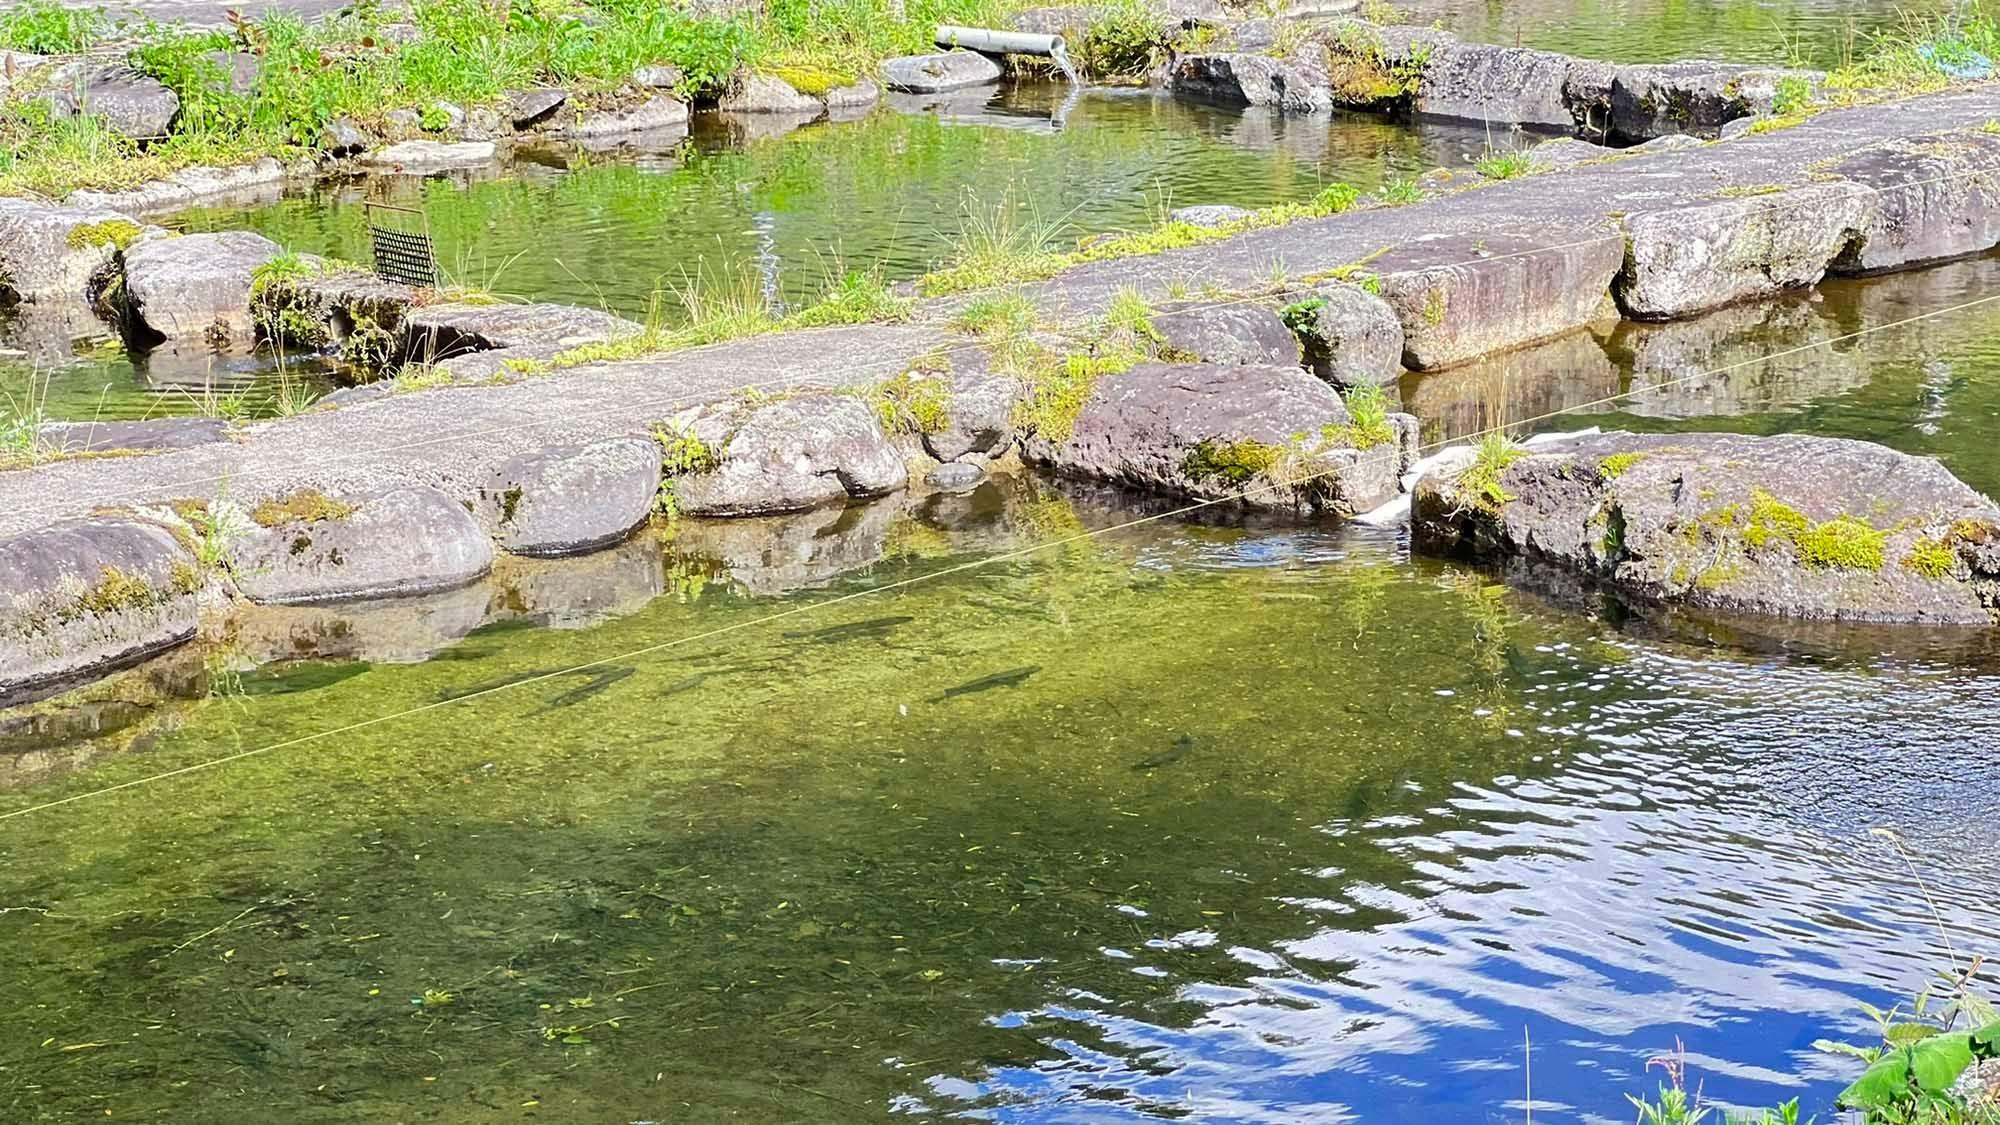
[
  {"left": 1884, "top": 1022, "right": 1941, "bottom": 1047},
  {"left": 1838, "top": 1033, "right": 1976, "bottom": 1108},
  {"left": 1813, "top": 1037, "right": 1882, "bottom": 1062}
]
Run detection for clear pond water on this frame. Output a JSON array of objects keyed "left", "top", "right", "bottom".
[
  {"left": 1407, "top": 0, "right": 1957, "bottom": 66},
  {"left": 4, "top": 253, "right": 2000, "bottom": 1120}
]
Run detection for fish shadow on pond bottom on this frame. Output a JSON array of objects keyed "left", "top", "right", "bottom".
[{"left": 929, "top": 665, "right": 1041, "bottom": 703}]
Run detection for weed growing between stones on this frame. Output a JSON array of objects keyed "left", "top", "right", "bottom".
[
  {"left": 393, "top": 364, "right": 454, "bottom": 393},
  {"left": 1072, "top": 0, "right": 1174, "bottom": 77},
  {"left": 652, "top": 412, "right": 723, "bottom": 524},
  {"left": 1377, "top": 177, "right": 1424, "bottom": 204},
  {"left": 871, "top": 368, "right": 951, "bottom": 436},
  {"left": 0, "top": 368, "right": 55, "bottom": 471},
  {"left": 1456, "top": 432, "right": 1525, "bottom": 512},
  {"left": 1340, "top": 383, "right": 1395, "bottom": 450},
  {"left": 785, "top": 267, "right": 912, "bottom": 328},
  {"left": 1472, "top": 142, "right": 1535, "bottom": 181}
]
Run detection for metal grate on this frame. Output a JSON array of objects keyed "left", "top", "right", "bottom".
[{"left": 365, "top": 202, "right": 440, "bottom": 289}]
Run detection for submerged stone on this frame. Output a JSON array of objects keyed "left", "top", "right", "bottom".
[
  {"left": 1168, "top": 204, "right": 1254, "bottom": 229},
  {"left": 923, "top": 352, "right": 1025, "bottom": 464},
  {"left": 360, "top": 140, "right": 499, "bottom": 172},
  {"left": 0, "top": 518, "right": 200, "bottom": 704},
  {"left": 237, "top": 486, "right": 495, "bottom": 605},
  {"left": 1411, "top": 431, "right": 2000, "bottom": 625}
]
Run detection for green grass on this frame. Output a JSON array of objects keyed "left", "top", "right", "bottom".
[
  {"left": 0, "top": 0, "right": 106, "bottom": 53},
  {"left": 1473, "top": 145, "right": 1535, "bottom": 181},
  {"left": 1456, "top": 432, "right": 1525, "bottom": 512},
  {"left": 1824, "top": 2, "right": 2000, "bottom": 97},
  {"left": 1340, "top": 383, "right": 1395, "bottom": 450},
  {"left": 0, "top": 0, "right": 1029, "bottom": 196},
  {"left": 1377, "top": 177, "right": 1424, "bottom": 205}
]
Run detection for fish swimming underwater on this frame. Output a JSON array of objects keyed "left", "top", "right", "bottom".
[
  {"left": 930, "top": 665, "right": 1041, "bottom": 702},
  {"left": 782, "top": 616, "right": 916, "bottom": 644},
  {"left": 534, "top": 666, "right": 637, "bottom": 712},
  {"left": 1132, "top": 735, "right": 1196, "bottom": 771}
]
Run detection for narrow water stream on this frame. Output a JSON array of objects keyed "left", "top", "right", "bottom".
[{"left": 4, "top": 255, "right": 1999, "bottom": 1120}]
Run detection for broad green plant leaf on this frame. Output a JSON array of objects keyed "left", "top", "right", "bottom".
[{"left": 1838, "top": 1020, "right": 2000, "bottom": 1108}]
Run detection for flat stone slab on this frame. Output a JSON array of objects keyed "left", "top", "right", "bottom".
[
  {"left": 399, "top": 302, "right": 642, "bottom": 367},
  {"left": 360, "top": 141, "right": 498, "bottom": 172},
  {"left": 1412, "top": 431, "right": 2000, "bottom": 625},
  {"left": 39, "top": 418, "right": 231, "bottom": 453}
]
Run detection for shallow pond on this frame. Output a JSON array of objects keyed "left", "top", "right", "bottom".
[
  {"left": 1407, "top": 0, "right": 1956, "bottom": 66},
  {"left": 5, "top": 255, "right": 2000, "bottom": 1119}
]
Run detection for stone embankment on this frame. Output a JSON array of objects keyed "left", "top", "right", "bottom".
[{"left": 7, "top": 65, "right": 2000, "bottom": 700}]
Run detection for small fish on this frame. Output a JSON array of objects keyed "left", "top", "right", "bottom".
[
  {"left": 463, "top": 617, "right": 544, "bottom": 640},
  {"left": 930, "top": 665, "right": 1041, "bottom": 702},
  {"left": 1133, "top": 735, "right": 1195, "bottom": 771},
  {"left": 782, "top": 615, "right": 915, "bottom": 644},
  {"left": 536, "top": 666, "right": 636, "bottom": 712},
  {"left": 658, "top": 672, "right": 712, "bottom": 697}
]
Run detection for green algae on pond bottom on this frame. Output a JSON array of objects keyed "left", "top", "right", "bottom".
[{"left": 2, "top": 475, "right": 1999, "bottom": 1122}]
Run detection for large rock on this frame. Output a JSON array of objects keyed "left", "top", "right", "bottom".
[
  {"left": 44, "top": 65, "right": 179, "bottom": 139},
  {"left": 1825, "top": 129, "right": 2000, "bottom": 274},
  {"left": 1166, "top": 53, "right": 1333, "bottom": 114},
  {"left": 360, "top": 140, "right": 498, "bottom": 172},
  {"left": 1021, "top": 362, "right": 1416, "bottom": 515},
  {"left": 0, "top": 518, "right": 201, "bottom": 703},
  {"left": 1283, "top": 282, "right": 1402, "bottom": 386},
  {"left": 1607, "top": 61, "right": 1818, "bottom": 143},
  {"left": 880, "top": 51, "right": 1004, "bottom": 94},
  {"left": 1154, "top": 302, "right": 1300, "bottom": 367},
  {"left": 1411, "top": 431, "right": 2000, "bottom": 625},
  {"left": 236, "top": 486, "right": 494, "bottom": 605},
  {"left": 0, "top": 198, "right": 144, "bottom": 301},
  {"left": 120, "top": 230, "right": 282, "bottom": 348},
  {"left": 674, "top": 394, "right": 908, "bottom": 517},
  {"left": 1411, "top": 40, "right": 1589, "bottom": 131},
  {"left": 1616, "top": 182, "right": 1873, "bottom": 320},
  {"left": 1375, "top": 224, "right": 1625, "bottom": 369},
  {"left": 476, "top": 438, "right": 661, "bottom": 556},
  {"left": 721, "top": 73, "right": 822, "bottom": 113}
]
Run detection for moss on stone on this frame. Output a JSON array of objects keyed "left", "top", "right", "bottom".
[
  {"left": 1597, "top": 451, "right": 1646, "bottom": 479},
  {"left": 872, "top": 368, "right": 952, "bottom": 436},
  {"left": 1903, "top": 536, "right": 1958, "bottom": 579},
  {"left": 65, "top": 219, "right": 143, "bottom": 251},
  {"left": 1795, "top": 514, "right": 1886, "bottom": 570},
  {"left": 1182, "top": 439, "right": 1282, "bottom": 486},
  {"left": 1743, "top": 489, "right": 1809, "bottom": 548},
  {"left": 251, "top": 489, "right": 358, "bottom": 528},
  {"left": 1422, "top": 286, "right": 1447, "bottom": 328}
]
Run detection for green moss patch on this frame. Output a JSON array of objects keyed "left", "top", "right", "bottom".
[
  {"left": 1903, "top": 536, "right": 1958, "bottom": 579},
  {"left": 251, "top": 489, "right": 358, "bottom": 528},
  {"left": 65, "top": 219, "right": 144, "bottom": 251},
  {"left": 1597, "top": 451, "right": 1646, "bottom": 479},
  {"left": 1182, "top": 439, "right": 1282, "bottom": 486}
]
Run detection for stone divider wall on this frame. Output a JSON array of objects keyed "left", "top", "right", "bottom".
[{"left": 6, "top": 81, "right": 2000, "bottom": 702}]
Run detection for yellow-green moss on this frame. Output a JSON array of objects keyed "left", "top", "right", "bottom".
[
  {"left": 1742, "top": 489, "right": 1810, "bottom": 548},
  {"left": 1795, "top": 514, "right": 1886, "bottom": 570},
  {"left": 1182, "top": 439, "right": 1282, "bottom": 486},
  {"left": 71, "top": 565, "right": 161, "bottom": 618},
  {"left": 251, "top": 489, "right": 357, "bottom": 528},
  {"left": 65, "top": 219, "right": 143, "bottom": 251},
  {"left": 1902, "top": 536, "right": 1958, "bottom": 579},
  {"left": 762, "top": 64, "right": 853, "bottom": 97},
  {"left": 1597, "top": 451, "right": 1646, "bottom": 479}
]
